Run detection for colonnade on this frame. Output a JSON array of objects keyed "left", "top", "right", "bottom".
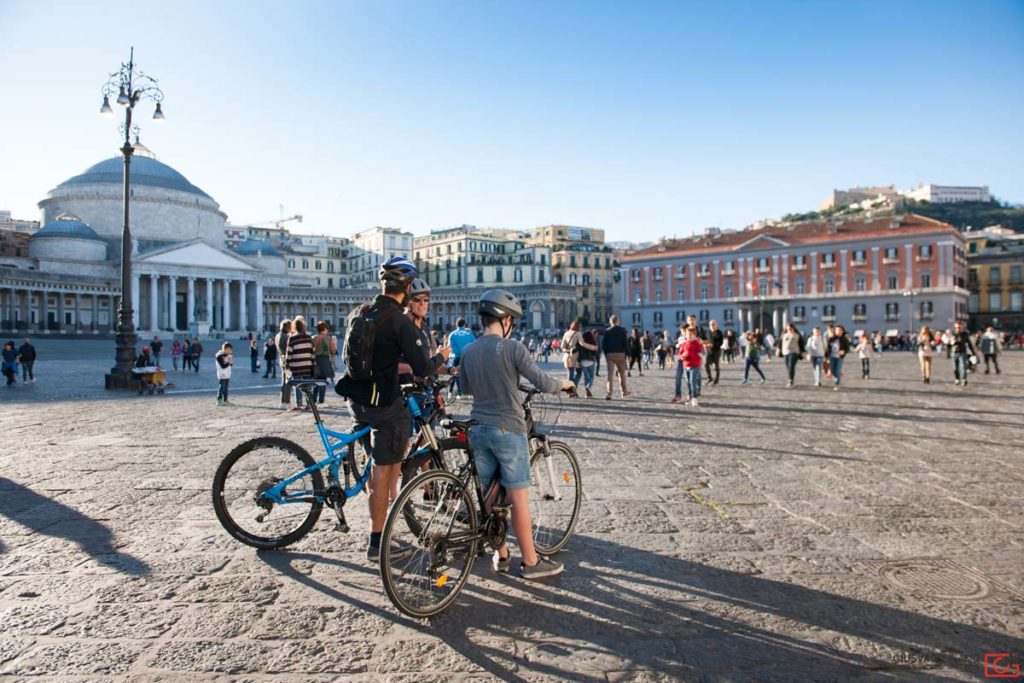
[
  {"left": 0, "top": 285, "right": 119, "bottom": 333},
  {"left": 133, "top": 273, "right": 263, "bottom": 334}
]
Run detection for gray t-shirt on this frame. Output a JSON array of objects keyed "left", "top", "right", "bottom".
[{"left": 459, "top": 334, "right": 563, "bottom": 433}]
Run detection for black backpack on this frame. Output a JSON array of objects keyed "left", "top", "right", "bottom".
[{"left": 342, "top": 302, "right": 398, "bottom": 381}]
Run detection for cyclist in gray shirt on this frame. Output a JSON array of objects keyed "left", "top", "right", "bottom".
[{"left": 459, "top": 289, "right": 575, "bottom": 579}]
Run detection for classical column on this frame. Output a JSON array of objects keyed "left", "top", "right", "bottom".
[
  {"left": 108, "top": 295, "right": 117, "bottom": 332},
  {"left": 871, "top": 247, "right": 881, "bottom": 291},
  {"left": 839, "top": 249, "right": 848, "bottom": 293},
  {"left": 40, "top": 289, "right": 49, "bottom": 332},
  {"left": 131, "top": 274, "right": 140, "bottom": 329},
  {"left": 92, "top": 294, "right": 99, "bottom": 332},
  {"left": 810, "top": 252, "right": 819, "bottom": 295},
  {"left": 782, "top": 308, "right": 789, "bottom": 330},
  {"left": 772, "top": 308, "right": 780, "bottom": 335},
  {"left": 239, "top": 280, "right": 248, "bottom": 333},
  {"left": 256, "top": 282, "right": 264, "bottom": 333},
  {"left": 56, "top": 291, "right": 65, "bottom": 332},
  {"left": 149, "top": 274, "right": 159, "bottom": 332},
  {"left": 187, "top": 278, "right": 195, "bottom": 327},
  {"left": 223, "top": 279, "right": 232, "bottom": 332},
  {"left": 74, "top": 293, "right": 82, "bottom": 332},
  {"left": 167, "top": 276, "right": 178, "bottom": 331},
  {"left": 904, "top": 243, "right": 914, "bottom": 288},
  {"left": 206, "top": 278, "right": 214, "bottom": 327}
]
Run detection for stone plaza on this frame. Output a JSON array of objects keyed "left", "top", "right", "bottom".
[{"left": 1, "top": 340, "right": 1022, "bottom": 681}]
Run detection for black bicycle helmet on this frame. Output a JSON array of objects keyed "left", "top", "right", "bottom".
[
  {"left": 478, "top": 289, "right": 522, "bottom": 318},
  {"left": 409, "top": 278, "right": 431, "bottom": 296},
  {"left": 379, "top": 256, "right": 418, "bottom": 285}
]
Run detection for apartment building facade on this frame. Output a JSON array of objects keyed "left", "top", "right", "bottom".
[
  {"left": 528, "top": 225, "right": 615, "bottom": 324},
  {"left": 965, "top": 226, "right": 1024, "bottom": 332},
  {"left": 349, "top": 226, "right": 415, "bottom": 287},
  {"left": 618, "top": 214, "right": 968, "bottom": 337},
  {"left": 413, "top": 225, "right": 552, "bottom": 289}
]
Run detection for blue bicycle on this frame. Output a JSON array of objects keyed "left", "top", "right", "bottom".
[{"left": 212, "top": 378, "right": 464, "bottom": 549}]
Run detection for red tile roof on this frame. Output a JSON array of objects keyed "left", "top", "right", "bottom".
[{"left": 622, "top": 213, "right": 957, "bottom": 262}]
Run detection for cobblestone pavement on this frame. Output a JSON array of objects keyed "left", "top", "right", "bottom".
[{"left": 1, "top": 341, "right": 1023, "bottom": 681}]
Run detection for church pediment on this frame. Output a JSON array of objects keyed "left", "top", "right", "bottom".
[
  {"left": 732, "top": 235, "right": 790, "bottom": 251},
  {"left": 138, "top": 240, "right": 258, "bottom": 271}
]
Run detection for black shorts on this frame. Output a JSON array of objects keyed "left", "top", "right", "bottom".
[{"left": 348, "top": 397, "right": 408, "bottom": 466}]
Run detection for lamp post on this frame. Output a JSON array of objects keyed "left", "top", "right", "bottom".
[
  {"left": 101, "top": 47, "right": 165, "bottom": 390},
  {"left": 902, "top": 288, "right": 918, "bottom": 337}
]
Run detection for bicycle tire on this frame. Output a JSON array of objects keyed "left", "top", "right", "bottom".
[
  {"left": 400, "top": 437, "right": 470, "bottom": 537},
  {"left": 529, "top": 439, "right": 582, "bottom": 555},
  {"left": 212, "top": 436, "right": 324, "bottom": 549},
  {"left": 380, "top": 469, "right": 478, "bottom": 618}
]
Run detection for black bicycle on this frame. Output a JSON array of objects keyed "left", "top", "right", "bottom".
[{"left": 381, "top": 386, "right": 582, "bottom": 618}]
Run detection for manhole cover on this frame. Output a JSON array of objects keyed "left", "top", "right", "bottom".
[{"left": 862, "top": 559, "right": 1024, "bottom": 602}]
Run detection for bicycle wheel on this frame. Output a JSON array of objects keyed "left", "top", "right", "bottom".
[
  {"left": 380, "top": 470, "right": 478, "bottom": 618},
  {"left": 529, "top": 440, "right": 582, "bottom": 555},
  {"left": 212, "top": 437, "right": 324, "bottom": 549},
  {"left": 400, "top": 437, "right": 470, "bottom": 537}
]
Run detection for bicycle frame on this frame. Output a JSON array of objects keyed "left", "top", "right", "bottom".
[{"left": 262, "top": 388, "right": 442, "bottom": 507}]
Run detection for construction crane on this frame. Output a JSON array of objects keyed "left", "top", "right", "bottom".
[{"left": 238, "top": 205, "right": 303, "bottom": 230}]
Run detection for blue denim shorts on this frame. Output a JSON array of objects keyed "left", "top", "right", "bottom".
[{"left": 468, "top": 425, "right": 531, "bottom": 490}]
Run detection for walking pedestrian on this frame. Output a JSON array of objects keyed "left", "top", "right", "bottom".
[
  {"left": 16, "top": 337, "right": 36, "bottom": 383},
  {"left": 828, "top": 324, "right": 851, "bottom": 391},
  {"left": 215, "top": 342, "right": 234, "bottom": 406},
  {"left": 742, "top": 332, "right": 766, "bottom": 384},
  {"left": 182, "top": 338, "right": 193, "bottom": 372},
  {"left": 805, "top": 326, "right": 826, "bottom": 387},
  {"left": 705, "top": 320, "right": 724, "bottom": 385},
  {"left": 601, "top": 315, "right": 629, "bottom": 399},
  {"left": 285, "top": 318, "right": 315, "bottom": 410},
  {"left": 627, "top": 328, "right": 643, "bottom": 377},
  {"left": 262, "top": 336, "right": 278, "bottom": 379},
  {"left": 191, "top": 338, "right": 204, "bottom": 372},
  {"left": 313, "top": 320, "right": 334, "bottom": 405},
  {"left": 855, "top": 332, "right": 874, "bottom": 379},
  {"left": 723, "top": 330, "right": 736, "bottom": 363},
  {"left": 641, "top": 330, "right": 653, "bottom": 369},
  {"left": 2, "top": 341, "right": 18, "bottom": 385},
  {"left": 151, "top": 335, "right": 163, "bottom": 367},
  {"left": 170, "top": 339, "right": 182, "bottom": 371},
  {"left": 917, "top": 325, "right": 935, "bottom": 384},
  {"left": 780, "top": 323, "right": 801, "bottom": 388},
  {"left": 561, "top": 321, "right": 582, "bottom": 382},
  {"left": 950, "top": 321, "right": 976, "bottom": 386},
  {"left": 249, "top": 339, "right": 260, "bottom": 373},
  {"left": 275, "top": 319, "right": 293, "bottom": 409},
  {"left": 674, "top": 326, "right": 705, "bottom": 405},
  {"left": 981, "top": 326, "right": 1002, "bottom": 375},
  {"left": 656, "top": 334, "right": 668, "bottom": 370}
]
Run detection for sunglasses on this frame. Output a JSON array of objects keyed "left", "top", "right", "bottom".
[{"left": 411, "top": 297, "right": 430, "bottom": 304}]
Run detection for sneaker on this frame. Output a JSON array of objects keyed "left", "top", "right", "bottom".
[
  {"left": 366, "top": 544, "right": 380, "bottom": 562},
  {"left": 280, "top": 402, "right": 290, "bottom": 410},
  {"left": 520, "top": 556, "right": 563, "bottom": 580},
  {"left": 685, "top": 394, "right": 691, "bottom": 404},
  {"left": 815, "top": 381, "right": 821, "bottom": 387},
  {"left": 671, "top": 395, "right": 682, "bottom": 404},
  {"left": 833, "top": 385, "right": 840, "bottom": 391},
  {"left": 223, "top": 399, "right": 233, "bottom": 405},
  {"left": 742, "top": 379, "right": 748, "bottom": 384},
  {"left": 759, "top": 379, "right": 765, "bottom": 385},
  {"left": 493, "top": 551, "right": 511, "bottom": 574},
  {"left": 604, "top": 393, "right": 611, "bottom": 400},
  {"left": 290, "top": 405, "right": 304, "bottom": 412},
  {"left": 954, "top": 379, "right": 961, "bottom": 386},
  {"left": 217, "top": 399, "right": 225, "bottom": 406},
  {"left": 785, "top": 381, "right": 792, "bottom": 388},
  {"left": 585, "top": 387, "right": 593, "bottom": 398},
  {"left": 623, "top": 391, "right": 631, "bottom": 397}
]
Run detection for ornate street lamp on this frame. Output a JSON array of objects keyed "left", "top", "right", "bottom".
[
  {"left": 101, "top": 47, "right": 165, "bottom": 390},
  {"left": 902, "top": 289, "right": 918, "bottom": 337}
]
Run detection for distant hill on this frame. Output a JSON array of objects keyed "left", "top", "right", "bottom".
[
  {"left": 904, "top": 200, "right": 1024, "bottom": 232},
  {"left": 781, "top": 200, "right": 1024, "bottom": 233}
]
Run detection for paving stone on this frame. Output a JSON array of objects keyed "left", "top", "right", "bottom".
[{"left": 0, "top": 343, "right": 1021, "bottom": 680}]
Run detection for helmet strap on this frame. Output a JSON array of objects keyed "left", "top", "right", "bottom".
[{"left": 501, "top": 316, "right": 514, "bottom": 339}]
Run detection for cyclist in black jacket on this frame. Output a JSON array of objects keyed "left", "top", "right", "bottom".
[{"left": 336, "top": 257, "right": 451, "bottom": 561}]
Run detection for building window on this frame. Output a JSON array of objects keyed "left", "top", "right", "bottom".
[
  {"left": 887, "top": 273, "right": 898, "bottom": 290},
  {"left": 989, "top": 267, "right": 1002, "bottom": 285},
  {"left": 824, "top": 277, "right": 835, "bottom": 294},
  {"left": 884, "top": 247, "right": 899, "bottom": 262},
  {"left": 853, "top": 303, "right": 867, "bottom": 319},
  {"left": 724, "top": 309, "right": 734, "bottom": 322},
  {"left": 653, "top": 266, "right": 663, "bottom": 280},
  {"left": 698, "top": 263, "right": 710, "bottom": 276},
  {"left": 514, "top": 267, "right": 523, "bottom": 283},
  {"left": 758, "top": 280, "right": 769, "bottom": 296},
  {"left": 989, "top": 292, "right": 1002, "bottom": 310},
  {"left": 699, "top": 309, "right": 709, "bottom": 322},
  {"left": 919, "top": 244, "right": 933, "bottom": 259},
  {"left": 1010, "top": 265, "right": 1022, "bottom": 284},
  {"left": 968, "top": 268, "right": 979, "bottom": 285},
  {"left": 302, "top": 259, "right": 309, "bottom": 269},
  {"left": 756, "top": 257, "right": 769, "bottom": 272},
  {"left": 1011, "top": 291, "right": 1023, "bottom": 311},
  {"left": 327, "top": 277, "right": 333, "bottom": 287},
  {"left": 699, "top": 285, "right": 709, "bottom": 301},
  {"left": 315, "top": 260, "right": 322, "bottom": 270},
  {"left": 655, "top": 288, "right": 663, "bottom": 303},
  {"left": 794, "top": 279, "right": 805, "bottom": 295},
  {"left": 722, "top": 260, "right": 735, "bottom": 273},
  {"left": 885, "top": 302, "right": 900, "bottom": 320},
  {"left": 677, "top": 287, "right": 685, "bottom": 301},
  {"left": 793, "top": 305, "right": 806, "bottom": 320},
  {"left": 855, "top": 275, "right": 866, "bottom": 292},
  {"left": 288, "top": 259, "right": 295, "bottom": 268},
  {"left": 920, "top": 272, "right": 931, "bottom": 288},
  {"left": 327, "top": 262, "right": 334, "bottom": 273},
  {"left": 495, "top": 268, "right": 503, "bottom": 283},
  {"left": 632, "top": 312, "right": 642, "bottom": 326},
  {"left": 569, "top": 273, "right": 578, "bottom": 285},
  {"left": 852, "top": 249, "right": 866, "bottom": 264},
  {"left": 920, "top": 301, "right": 934, "bottom": 319},
  {"left": 793, "top": 255, "right": 806, "bottom": 269},
  {"left": 676, "top": 310, "right": 686, "bottom": 322},
  {"left": 822, "top": 252, "right": 836, "bottom": 266},
  {"left": 823, "top": 304, "right": 836, "bottom": 320},
  {"left": 653, "top": 311, "right": 663, "bottom": 326},
  {"left": 968, "top": 294, "right": 979, "bottom": 312},
  {"left": 724, "top": 283, "right": 734, "bottom": 298},
  {"left": 582, "top": 274, "right": 590, "bottom": 286},
  {"left": 476, "top": 268, "right": 484, "bottom": 283}
]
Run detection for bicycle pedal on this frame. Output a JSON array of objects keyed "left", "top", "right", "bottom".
[{"left": 336, "top": 522, "right": 350, "bottom": 533}]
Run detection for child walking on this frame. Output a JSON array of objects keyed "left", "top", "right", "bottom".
[
  {"left": 742, "top": 332, "right": 766, "bottom": 384},
  {"left": 674, "top": 327, "right": 705, "bottom": 406},
  {"left": 855, "top": 333, "right": 874, "bottom": 379},
  {"left": 215, "top": 342, "right": 234, "bottom": 406}
]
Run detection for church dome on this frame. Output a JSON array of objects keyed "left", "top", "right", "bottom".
[
  {"left": 234, "top": 239, "right": 282, "bottom": 257},
  {"left": 56, "top": 155, "right": 212, "bottom": 199},
  {"left": 32, "top": 215, "right": 104, "bottom": 241}
]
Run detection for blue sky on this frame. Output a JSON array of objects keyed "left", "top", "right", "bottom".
[{"left": 1, "top": 0, "right": 1021, "bottom": 243}]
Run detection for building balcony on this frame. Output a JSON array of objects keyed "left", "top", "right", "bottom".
[
  {"left": 885, "top": 314, "right": 900, "bottom": 321},
  {"left": 820, "top": 262, "right": 837, "bottom": 269},
  {"left": 915, "top": 255, "right": 934, "bottom": 262},
  {"left": 852, "top": 314, "right": 867, "bottom": 322},
  {"left": 697, "top": 271, "right": 710, "bottom": 278},
  {"left": 920, "top": 312, "right": 935, "bottom": 320},
  {"left": 850, "top": 260, "right": 867, "bottom": 267},
  {"left": 755, "top": 266, "right": 770, "bottom": 273},
  {"left": 791, "top": 264, "right": 807, "bottom": 271},
  {"left": 791, "top": 314, "right": 806, "bottom": 323},
  {"left": 822, "top": 315, "right": 836, "bottom": 322},
  {"left": 721, "top": 269, "right": 735, "bottom": 276},
  {"left": 882, "top": 258, "right": 900, "bottom": 265}
]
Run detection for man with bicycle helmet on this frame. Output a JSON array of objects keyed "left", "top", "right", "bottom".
[
  {"left": 336, "top": 256, "right": 451, "bottom": 561},
  {"left": 458, "top": 289, "right": 574, "bottom": 579}
]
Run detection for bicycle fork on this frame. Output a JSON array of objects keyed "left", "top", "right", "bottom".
[{"left": 533, "top": 437, "right": 563, "bottom": 502}]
